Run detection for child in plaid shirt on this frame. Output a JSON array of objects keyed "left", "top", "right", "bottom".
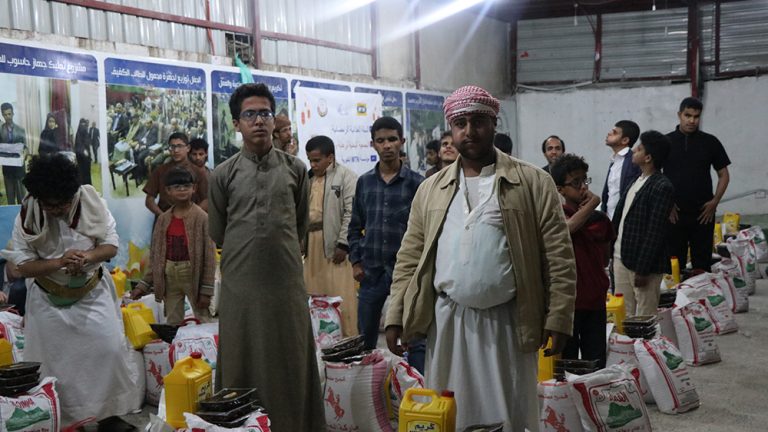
[{"left": 612, "top": 131, "right": 675, "bottom": 317}]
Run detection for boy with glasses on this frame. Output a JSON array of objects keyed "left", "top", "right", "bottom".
[
  {"left": 131, "top": 167, "right": 215, "bottom": 324},
  {"left": 612, "top": 131, "right": 675, "bottom": 317},
  {"left": 208, "top": 83, "right": 324, "bottom": 431},
  {"left": 552, "top": 154, "right": 615, "bottom": 368},
  {"left": 143, "top": 132, "right": 208, "bottom": 215}
]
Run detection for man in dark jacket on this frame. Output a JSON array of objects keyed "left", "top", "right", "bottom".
[{"left": 0, "top": 103, "right": 27, "bottom": 205}]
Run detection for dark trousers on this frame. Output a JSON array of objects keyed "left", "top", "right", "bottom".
[
  {"left": 357, "top": 270, "right": 425, "bottom": 374},
  {"left": 8, "top": 280, "right": 27, "bottom": 316},
  {"left": 2, "top": 166, "right": 26, "bottom": 205},
  {"left": 91, "top": 142, "right": 99, "bottom": 163},
  {"left": 562, "top": 309, "right": 607, "bottom": 369},
  {"left": 668, "top": 210, "right": 714, "bottom": 271},
  {"left": 357, "top": 270, "right": 391, "bottom": 350}
]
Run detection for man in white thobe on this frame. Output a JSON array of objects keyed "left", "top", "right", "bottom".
[{"left": 385, "top": 86, "right": 576, "bottom": 431}]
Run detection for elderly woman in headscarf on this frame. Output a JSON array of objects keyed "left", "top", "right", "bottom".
[{"left": 0, "top": 153, "right": 140, "bottom": 431}]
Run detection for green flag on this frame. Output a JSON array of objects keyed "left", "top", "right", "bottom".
[{"left": 235, "top": 54, "right": 254, "bottom": 84}]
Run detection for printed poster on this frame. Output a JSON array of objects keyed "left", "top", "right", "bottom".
[
  {"left": 354, "top": 87, "right": 404, "bottom": 125},
  {"left": 405, "top": 92, "right": 445, "bottom": 174},
  {"left": 211, "top": 70, "right": 289, "bottom": 165},
  {"left": 104, "top": 58, "right": 206, "bottom": 274},
  {"left": 295, "top": 86, "right": 382, "bottom": 176},
  {"left": 0, "top": 41, "right": 102, "bottom": 251}
]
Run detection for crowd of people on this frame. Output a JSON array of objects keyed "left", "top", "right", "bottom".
[
  {"left": 105, "top": 90, "right": 206, "bottom": 187},
  {"left": 0, "top": 80, "right": 731, "bottom": 431},
  {"left": 1, "top": 102, "right": 98, "bottom": 204}
]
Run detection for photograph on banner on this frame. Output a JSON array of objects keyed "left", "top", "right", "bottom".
[
  {"left": 0, "top": 42, "right": 102, "bottom": 206},
  {"left": 355, "top": 87, "right": 404, "bottom": 125},
  {"left": 104, "top": 58, "right": 206, "bottom": 199},
  {"left": 295, "top": 86, "right": 382, "bottom": 176},
  {"left": 211, "top": 70, "right": 289, "bottom": 165},
  {"left": 291, "top": 80, "right": 351, "bottom": 153},
  {"left": 405, "top": 92, "right": 446, "bottom": 174}
]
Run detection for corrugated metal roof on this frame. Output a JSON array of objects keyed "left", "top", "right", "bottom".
[
  {"left": 720, "top": 0, "right": 768, "bottom": 73},
  {"left": 517, "top": 15, "right": 597, "bottom": 83},
  {"left": 700, "top": 2, "right": 716, "bottom": 79},
  {"left": 601, "top": 8, "right": 689, "bottom": 80},
  {"left": 3, "top": 0, "right": 255, "bottom": 54},
  {"left": 259, "top": 0, "right": 372, "bottom": 75}
]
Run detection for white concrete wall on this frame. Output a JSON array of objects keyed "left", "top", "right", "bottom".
[
  {"left": 514, "top": 77, "right": 768, "bottom": 216},
  {"left": 702, "top": 76, "right": 768, "bottom": 215}
]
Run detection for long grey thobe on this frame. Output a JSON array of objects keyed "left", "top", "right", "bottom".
[{"left": 209, "top": 147, "right": 326, "bottom": 431}]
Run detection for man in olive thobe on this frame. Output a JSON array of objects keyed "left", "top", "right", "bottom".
[{"left": 208, "top": 83, "right": 325, "bottom": 431}]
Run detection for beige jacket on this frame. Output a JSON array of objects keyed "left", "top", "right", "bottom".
[
  {"left": 384, "top": 149, "right": 576, "bottom": 352},
  {"left": 317, "top": 162, "right": 358, "bottom": 258},
  {"left": 140, "top": 203, "right": 216, "bottom": 301}
]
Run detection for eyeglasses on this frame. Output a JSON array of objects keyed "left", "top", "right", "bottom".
[
  {"left": 169, "top": 144, "right": 188, "bottom": 150},
  {"left": 39, "top": 200, "right": 72, "bottom": 211},
  {"left": 239, "top": 110, "right": 274, "bottom": 122},
  {"left": 563, "top": 177, "right": 591, "bottom": 189},
  {"left": 167, "top": 184, "right": 193, "bottom": 191}
]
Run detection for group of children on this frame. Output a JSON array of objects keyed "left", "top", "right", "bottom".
[
  {"left": 552, "top": 130, "right": 674, "bottom": 367},
  {"left": 128, "top": 132, "right": 353, "bottom": 328}
]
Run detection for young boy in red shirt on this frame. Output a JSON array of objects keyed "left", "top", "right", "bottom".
[
  {"left": 552, "top": 154, "right": 615, "bottom": 367},
  {"left": 130, "top": 166, "right": 216, "bottom": 324}
]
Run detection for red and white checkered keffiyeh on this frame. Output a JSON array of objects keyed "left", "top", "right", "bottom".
[{"left": 443, "top": 85, "right": 500, "bottom": 123}]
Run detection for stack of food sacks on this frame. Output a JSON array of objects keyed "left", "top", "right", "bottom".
[
  {"left": 538, "top": 377, "right": 584, "bottom": 432},
  {"left": 569, "top": 364, "right": 652, "bottom": 431},
  {"left": 0, "top": 311, "right": 24, "bottom": 363},
  {"left": 169, "top": 320, "right": 219, "bottom": 389},
  {"left": 323, "top": 349, "right": 393, "bottom": 432},
  {"left": 675, "top": 273, "right": 738, "bottom": 335},
  {"left": 607, "top": 332, "right": 654, "bottom": 404},
  {"left": 309, "top": 295, "right": 344, "bottom": 349},
  {"left": 711, "top": 259, "right": 750, "bottom": 312},
  {"left": 672, "top": 291, "right": 721, "bottom": 366},
  {"left": 726, "top": 237, "right": 757, "bottom": 294},
  {"left": 634, "top": 337, "right": 699, "bottom": 414},
  {"left": 320, "top": 337, "right": 425, "bottom": 432},
  {"left": 0, "top": 377, "right": 60, "bottom": 432}
]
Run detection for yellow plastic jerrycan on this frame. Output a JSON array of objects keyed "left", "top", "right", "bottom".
[
  {"left": 399, "top": 388, "right": 456, "bottom": 432},
  {"left": 714, "top": 223, "right": 724, "bottom": 248},
  {"left": 538, "top": 337, "right": 561, "bottom": 382},
  {"left": 111, "top": 267, "right": 127, "bottom": 296},
  {"left": 606, "top": 293, "right": 626, "bottom": 334},
  {"left": 165, "top": 352, "right": 213, "bottom": 429},
  {"left": 121, "top": 302, "right": 158, "bottom": 349},
  {"left": 0, "top": 338, "right": 13, "bottom": 367},
  {"left": 670, "top": 256, "right": 681, "bottom": 284}
]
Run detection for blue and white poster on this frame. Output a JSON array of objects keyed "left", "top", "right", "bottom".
[
  {"left": 211, "top": 70, "right": 289, "bottom": 164},
  {"left": 355, "top": 87, "right": 404, "bottom": 125},
  {"left": 103, "top": 58, "right": 207, "bottom": 198},
  {"left": 405, "top": 92, "right": 445, "bottom": 173},
  {"left": 0, "top": 41, "right": 102, "bottom": 250},
  {"left": 295, "top": 86, "right": 382, "bottom": 175},
  {"left": 103, "top": 58, "right": 207, "bottom": 274}
]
